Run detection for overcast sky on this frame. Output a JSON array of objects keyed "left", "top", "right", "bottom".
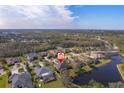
[{"left": 0, "top": 5, "right": 124, "bottom": 30}]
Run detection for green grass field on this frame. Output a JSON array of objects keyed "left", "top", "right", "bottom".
[
  {"left": 0, "top": 73, "right": 8, "bottom": 88},
  {"left": 42, "top": 79, "right": 64, "bottom": 88},
  {"left": 117, "top": 64, "right": 124, "bottom": 80},
  {"left": 81, "top": 66, "right": 92, "bottom": 72},
  {"left": 120, "top": 53, "right": 124, "bottom": 58}
]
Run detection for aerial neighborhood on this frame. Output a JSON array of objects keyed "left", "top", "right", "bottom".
[
  {"left": 0, "top": 30, "right": 124, "bottom": 88},
  {"left": 0, "top": 47, "right": 119, "bottom": 88}
]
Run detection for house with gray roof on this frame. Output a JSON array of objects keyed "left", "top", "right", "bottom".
[
  {"left": 9, "top": 72, "right": 33, "bottom": 88},
  {"left": 26, "top": 52, "right": 37, "bottom": 61},
  {"left": 55, "top": 62, "right": 68, "bottom": 72},
  {"left": 0, "top": 66, "right": 3, "bottom": 69},
  {"left": 5, "top": 57, "right": 20, "bottom": 66},
  {"left": 34, "top": 67, "right": 55, "bottom": 83}
]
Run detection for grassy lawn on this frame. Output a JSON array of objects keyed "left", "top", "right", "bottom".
[
  {"left": 19, "top": 56, "right": 26, "bottom": 64},
  {"left": 42, "top": 79, "right": 64, "bottom": 88},
  {"left": 120, "top": 53, "right": 124, "bottom": 58},
  {"left": 117, "top": 64, "right": 124, "bottom": 80},
  {"left": 0, "top": 73, "right": 8, "bottom": 88},
  {"left": 38, "top": 74, "right": 64, "bottom": 88},
  {"left": 81, "top": 65, "right": 92, "bottom": 72}
]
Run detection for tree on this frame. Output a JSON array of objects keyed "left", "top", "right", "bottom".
[
  {"left": 108, "top": 82, "right": 124, "bottom": 88},
  {"left": 81, "top": 80, "right": 104, "bottom": 88},
  {"left": 68, "top": 69, "right": 78, "bottom": 79},
  {"left": 88, "top": 80, "right": 104, "bottom": 88},
  {"left": 61, "top": 70, "right": 73, "bottom": 87}
]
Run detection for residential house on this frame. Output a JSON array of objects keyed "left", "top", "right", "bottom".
[
  {"left": 5, "top": 57, "right": 20, "bottom": 65},
  {"left": 54, "top": 62, "right": 67, "bottom": 72},
  {"left": 47, "top": 50, "right": 57, "bottom": 60},
  {"left": 34, "top": 67, "right": 55, "bottom": 83},
  {"left": 9, "top": 72, "right": 33, "bottom": 88},
  {"left": 38, "top": 52, "right": 47, "bottom": 57},
  {"left": 26, "top": 52, "right": 37, "bottom": 61},
  {"left": 48, "top": 50, "right": 55, "bottom": 55},
  {"left": 70, "top": 61, "right": 86, "bottom": 68},
  {"left": 87, "top": 59, "right": 100, "bottom": 65}
]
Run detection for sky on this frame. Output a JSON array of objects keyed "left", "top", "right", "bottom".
[{"left": 0, "top": 5, "right": 124, "bottom": 30}]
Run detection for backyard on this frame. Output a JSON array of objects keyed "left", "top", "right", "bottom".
[{"left": 0, "top": 74, "right": 8, "bottom": 88}]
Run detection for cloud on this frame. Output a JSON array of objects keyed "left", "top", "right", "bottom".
[{"left": 0, "top": 5, "right": 78, "bottom": 29}]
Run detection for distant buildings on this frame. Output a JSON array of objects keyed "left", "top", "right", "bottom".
[
  {"left": 89, "top": 51, "right": 106, "bottom": 59},
  {"left": 34, "top": 67, "right": 55, "bottom": 83},
  {"left": 38, "top": 52, "right": 47, "bottom": 57},
  {"left": 21, "top": 39, "right": 39, "bottom": 43},
  {"left": 9, "top": 72, "right": 33, "bottom": 88},
  {"left": 113, "top": 43, "right": 119, "bottom": 51}
]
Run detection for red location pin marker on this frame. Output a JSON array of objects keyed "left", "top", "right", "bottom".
[{"left": 57, "top": 50, "right": 64, "bottom": 63}]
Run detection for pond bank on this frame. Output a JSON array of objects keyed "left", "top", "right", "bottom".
[
  {"left": 81, "top": 59, "right": 111, "bottom": 73},
  {"left": 117, "top": 64, "right": 124, "bottom": 81},
  {"left": 96, "top": 59, "right": 111, "bottom": 68},
  {"left": 116, "top": 53, "right": 124, "bottom": 81},
  {"left": 119, "top": 52, "right": 124, "bottom": 59}
]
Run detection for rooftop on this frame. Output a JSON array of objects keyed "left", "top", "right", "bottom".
[{"left": 9, "top": 72, "right": 33, "bottom": 88}]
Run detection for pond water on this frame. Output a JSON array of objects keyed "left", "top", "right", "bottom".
[{"left": 73, "top": 55, "right": 123, "bottom": 86}]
